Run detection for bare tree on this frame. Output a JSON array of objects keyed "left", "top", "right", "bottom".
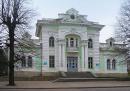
[
  {"left": 115, "top": 0, "right": 130, "bottom": 42},
  {"left": 115, "top": 0, "right": 130, "bottom": 72},
  {"left": 0, "top": 0, "right": 34, "bottom": 86}
]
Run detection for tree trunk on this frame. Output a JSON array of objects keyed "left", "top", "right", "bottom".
[{"left": 8, "top": 27, "right": 15, "bottom": 86}]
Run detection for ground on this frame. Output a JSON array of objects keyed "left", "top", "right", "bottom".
[
  {"left": 0, "top": 87, "right": 130, "bottom": 91},
  {"left": 0, "top": 81, "right": 130, "bottom": 89}
]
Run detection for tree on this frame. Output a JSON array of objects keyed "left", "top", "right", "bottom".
[
  {"left": 115, "top": 0, "right": 130, "bottom": 42},
  {"left": 0, "top": 0, "right": 33, "bottom": 86},
  {"left": 115, "top": 0, "right": 130, "bottom": 72}
]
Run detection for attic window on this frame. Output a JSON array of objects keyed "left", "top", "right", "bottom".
[
  {"left": 70, "top": 15, "right": 75, "bottom": 19},
  {"left": 110, "top": 41, "right": 112, "bottom": 46}
]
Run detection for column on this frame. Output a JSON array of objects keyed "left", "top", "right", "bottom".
[
  {"left": 68, "top": 38, "right": 70, "bottom": 47},
  {"left": 84, "top": 44, "right": 88, "bottom": 71},
  {"left": 62, "top": 44, "right": 67, "bottom": 71},
  {"left": 58, "top": 44, "right": 62, "bottom": 70},
  {"left": 81, "top": 40, "right": 88, "bottom": 71},
  {"left": 74, "top": 38, "right": 76, "bottom": 47},
  {"left": 58, "top": 39, "right": 66, "bottom": 71},
  {"left": 81, "top": 45, "right": 85, "bottom": 71}
]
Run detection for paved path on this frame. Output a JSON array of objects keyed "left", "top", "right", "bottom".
[
  {"left": 0, "top": 81, "right": 130, "bottom": 89},
  {"left": 1, "top": 87, "right": 130, "bottom": 91}
]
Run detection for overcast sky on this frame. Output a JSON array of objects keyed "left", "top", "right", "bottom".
[{"left": 30, "top": 0, "right": 123, "bottom": 43}]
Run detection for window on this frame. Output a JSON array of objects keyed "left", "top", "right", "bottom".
[
  {"left": 88, "top": 57, "right": 93, "bottom": 69},
  {"left": 107, "top": 59, "right": 111, "bottom": 70},
  {"left": 28, "top": 56, "right": 32, "bottom": 68},
  {"left": 112, "top": 59, "right": 116, "bottom": 70},
  {"left": 88, "top": 39, "right": 93, "bottom": 48},
  {"left": 49, "top": 56, "right": 55, "bottom": 68},
  {"left": 70, "top": 15, "right": 75, "bottom": 19},
  {"left": 66, "top": 38, "right": 68, "bottom": 47},
  {"left": 70, "top": 38, "right": 74, "bottom": 47},
  {"left": 49, "top": 37, "right": 54, "bottom": 47},
  {"left": 110, "top": 41, "right": 112, "bottom": 47},
  {"left": 21, "top": 56, "right": 26, "bottom": 67}
]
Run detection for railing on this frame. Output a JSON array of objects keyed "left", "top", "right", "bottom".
[
  {"left": 114, "top": 44, "right": 126, "bottom": 49},
  {"left": 100, "top": 43, "right": 107, "bottom": 48},
  {"left": 100, "top": 43, "right": 126, "bottom": 49},
  {"left": 66, "top": 47, "right": 79, "bottom": 52}
]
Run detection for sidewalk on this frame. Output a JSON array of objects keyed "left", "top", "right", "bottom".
[{"left": 0, "top": 81, "right": 130, "bottom": 89}]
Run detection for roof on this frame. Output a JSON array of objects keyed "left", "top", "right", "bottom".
[{"left": 36, "top": 8, "right": 105, "bottom": 37}]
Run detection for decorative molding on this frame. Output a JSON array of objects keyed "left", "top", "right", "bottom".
[
  {"left": 57, "top": 39, "right": 66, "bottom": 45},
  {"left": 81, "top": 40, "right": 88, "bottom": 46},
  {"left": 48, "top": 31, "right": 57, "bottom": 38},
  {"left": 64, "top": 30, "right": 83, "bottom": 38}
]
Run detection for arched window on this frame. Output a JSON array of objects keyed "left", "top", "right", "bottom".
[
  {"left": 70, "top": 38, "right": 74, "bottom": 47},
  {"left": 112, "top": 59, "right": 116, "bottom": 70},
  {"left": 49, "top": 37, "right": 54, "bottom": 47},
  {"left": 21, "top": 56, "right": 26, "bottom": 67},
  {"left": 107, "top": 59, "right": 111, "bottom": 70},
  {"left": 70, "top": 14, "right": 75, "bottom": 19},
  {"left": 28, "top": 56, "right": 32, "bottom": 68},
  {"left": 110, "top": 41, "right": 113, "bottom": 47},
  {"left": 88, "top": 39, "right": 93, "bottom": 48}
]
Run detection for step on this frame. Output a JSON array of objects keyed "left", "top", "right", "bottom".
[
  {"left": 62, "top": 72, "right": 95, "bottom": 78},
  {"left": 53, "top": 78, "right": 116, "bottom": 82}
]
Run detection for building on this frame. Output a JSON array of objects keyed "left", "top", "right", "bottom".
[
  {"left": 17, "top": 8, "right": 128, "bottom": 77},
  {"left": 35, "top": 8, "right": 128, "bottom": 77}
]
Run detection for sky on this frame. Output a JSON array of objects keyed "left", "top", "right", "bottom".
[{"left": 30, "top": 0, "right": 124, "bottom": 43}]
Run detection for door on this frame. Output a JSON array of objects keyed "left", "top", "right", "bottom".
[{"left": 67, "top": 56, "right": 78, "bottom": 72}]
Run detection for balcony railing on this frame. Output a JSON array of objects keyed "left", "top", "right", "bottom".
[
  {"left": 66, "top": 47, "right": 79, "bottom": 52},
  {"left": 100, "top": 43, "right": 126, "bottom": 49}
]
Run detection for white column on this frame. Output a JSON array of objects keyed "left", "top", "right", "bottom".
[
  {"left": 58, "top": 40, "right": 66, "bottom": 71},
  {"left": 84, "top": 45, "right": 88, "bottom": 71},
  {"left": 81, "top": 40, "right": 88, "bottom": 72},
  {"left": 81, "top": 45, "right": 85, "bottom": 71},
  {"left": 74, "top": 38, "right": 76, "bottom": 47},
  {"left": 58, "top": 44, "right": 62, "bottom": 70},
  {"left": 68, "top": 38, "right": 70, "bottom": 47},
  {"left": 62, "top": 44, "right": 67, "bottom": 71}
]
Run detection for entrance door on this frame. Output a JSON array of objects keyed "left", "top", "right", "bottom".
[{"left": 67, "top": 57, "right": 78, "bottom": 72}]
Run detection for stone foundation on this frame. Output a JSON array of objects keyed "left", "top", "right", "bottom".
[
  {"left": 15, "top": 71, "right": 60, "bottom": 77},
  {"left": 15, "top": 71, "right": 41, "bottom": 77},
  {"left": 96, "top": 73, "right": 128, "bottom": 77},
  {"left": 42, "top": 72, "right": 60, "bottom": 76},
  {"left": 15, "top": 71, "right": 128, "bottom": 78}
]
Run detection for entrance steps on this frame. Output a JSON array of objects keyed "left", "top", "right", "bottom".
[
  {"left": 53, "top": 72, "right": 104, "bottom": 82},
  {"left": 53, "top": 78, "right": 115, "bottom": 82},
  {"left": 60, "top": 72, "right": 95, "bottom": 78},
  {"left": 52, "top": 72, "right": 116, "bottom": 82}
]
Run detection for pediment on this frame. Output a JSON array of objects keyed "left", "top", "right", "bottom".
[
  {"left": 66, "top": 8, "right": 79, "bottom": 15},
  {"left": 58, "top": 8, "right": 88, "bottom": 23}
]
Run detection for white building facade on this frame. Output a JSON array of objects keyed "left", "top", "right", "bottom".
[{"left": 35, "top": 8, "right": 127, "bottom": 77}]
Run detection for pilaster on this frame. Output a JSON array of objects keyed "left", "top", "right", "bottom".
[
  {"left": 81, "top": 40, "right": 88, "bottom": 71},
  {"left": 57, "top": 39, "right": 66, "bottom": 71}
]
